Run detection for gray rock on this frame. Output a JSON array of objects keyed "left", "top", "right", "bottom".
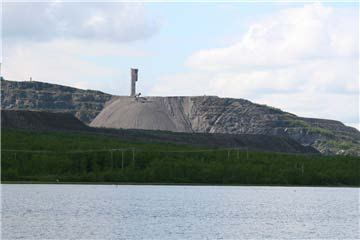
[
  {"left": 2, "top": 79, "right": 359, "bottom": 155},
  {"left": 92, "top": 96, "right": 360, "bottom": 156},
  {"left": 1, "top": 79, "right": 113, "bottom": 123}
]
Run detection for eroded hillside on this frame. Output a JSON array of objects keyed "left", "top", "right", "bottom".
[
  {"left": 2, "top": 79, "right": 359, "bottom": 155},
  {"left": 1, "top": 79, "right": 113, "bottom": 123},
  {"left": 92, "top": 96, "right": 360, "bottom": 156}
]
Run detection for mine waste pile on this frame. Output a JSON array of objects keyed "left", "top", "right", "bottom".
[{"left": 2, "top": 79, "right": 360, "bottom": 156}]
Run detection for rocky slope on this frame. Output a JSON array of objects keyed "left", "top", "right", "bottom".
[
  {"left": 2, "top": 79, "right": 359, "bottom": 155},
  {"left": 92, "top": 96, "right": 360, "bottom": 156},
  {"left": 1, "top": 79, "right": 113, "bottom": 123}
]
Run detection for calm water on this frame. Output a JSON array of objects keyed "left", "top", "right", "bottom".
[{"left": 1, "top": 184, "right": 359, "bottom": 239}]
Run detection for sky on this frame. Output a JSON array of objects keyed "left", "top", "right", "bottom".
[{"left": 1, "top": 1, "right": 359, "bottom": 129}]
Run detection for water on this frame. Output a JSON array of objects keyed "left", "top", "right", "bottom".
[{"left": 1, "top": 184, "right": 359, "bottom": 239}]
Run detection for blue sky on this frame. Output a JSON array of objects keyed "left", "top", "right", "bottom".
[{"left": 2, "top": 1, "right": 359, "bottom": 129}]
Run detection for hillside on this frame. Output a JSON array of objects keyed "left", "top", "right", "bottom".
[
  {"left": 1, "top": 79, "right": 359, "bottom": 155},
  {"left": 1, "top": 79, "right": 113, "bottom": 123},
  {"left": 92, "top": 96, "right": 360, "bottom": 156},
  {"left": 1, "top": 110, "right": 318, "bottom": 154}
]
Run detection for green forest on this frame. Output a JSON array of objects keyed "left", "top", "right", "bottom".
[{"left": 2, "top": 129, "right": 359, "bottom": 186}]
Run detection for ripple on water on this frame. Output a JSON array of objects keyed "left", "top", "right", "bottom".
[{"left": 1, "top": 185, "right": 359, "bottom": 239}]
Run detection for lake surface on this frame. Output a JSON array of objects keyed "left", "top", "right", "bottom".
[{"left": 1, "top": 184, "right": 359, "bottom": 239}]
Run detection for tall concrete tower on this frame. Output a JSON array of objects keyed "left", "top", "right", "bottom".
[{"left": 130, "top": 68, "right": 138, "bottom": 97}]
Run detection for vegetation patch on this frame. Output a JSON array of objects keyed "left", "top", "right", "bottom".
[
  {"left": 327, "top": 140, "right": 357, "bottom": 151},
  {"left": 2, "top": 129, "right": 360, "bottom": 186},
  {"left": 307, "top": 127, "right": 334, "bottom": 136},
  {"left": 282, "top": 116, "right": 334, "bottom": 136}
]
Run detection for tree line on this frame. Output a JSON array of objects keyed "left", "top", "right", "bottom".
[{"left": 2, "top": 129, "right": 359, "bottom": 186}]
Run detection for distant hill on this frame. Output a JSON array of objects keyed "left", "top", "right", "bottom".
[
  {"left": 1, "top": 79, "right": 359, "bottom": 155},
  {"left": 1, "top": 79, "right": 113, "bottom": 123}
]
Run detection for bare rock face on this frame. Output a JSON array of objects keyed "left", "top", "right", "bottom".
[
  {"left": 1, "top": 79, "right": 113, "bottom": 124},
  {"left": 92, "top": 96, "right": 360, "bottom": 156},
  {"left": 2, "top": 79, "right": 359, "bottom": 155}
]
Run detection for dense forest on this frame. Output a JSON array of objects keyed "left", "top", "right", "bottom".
[{"left": 2, "top": 129, "right": 359, "bottom": 186}]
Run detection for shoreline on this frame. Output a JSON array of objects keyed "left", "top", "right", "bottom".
[{"left": 1, "top": 181, "right": 359, "bottom": 188}]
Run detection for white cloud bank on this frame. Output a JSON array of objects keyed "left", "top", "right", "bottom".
[
  {"left": 2, "top": 2, "right": 159, "bottom": 94},
  {"left": 150, "top": 3, "right": 359, "bottom": 129},
  {"left": 3, "top": 2, "right": 161, "bottom": 42},
  {"left": 187, "top": 4, "right": 357, "bottom": 70},
  {"left": 3, "top": 40, "right": 138, "bottom": 92}
]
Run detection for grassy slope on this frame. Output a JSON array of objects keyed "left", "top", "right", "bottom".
[{"left": 2, "top": 129, "right": 360, "bottom": 186}]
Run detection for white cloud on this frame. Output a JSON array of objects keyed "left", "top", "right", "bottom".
[
  {"left": 186, "top": 4, "right": 358, "bottom": 71},
  {"left": 2, "top": 39, "right": 148, "bottom": 95},
  {"left": 1, "top": 2, "right": 158, "bottom": 95},
  {"left": 3, "top": 2, "right": 161, "bottom": 42},
  {"left": 150, "top": 3, "right": 359, "bottom": 128}
]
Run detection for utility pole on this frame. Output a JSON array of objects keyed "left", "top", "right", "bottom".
[
  {"left": 110, "top": 150, "right": 113, "bottom": 169},
  {"left": 121, "top": 150, "right": 124, "bottom": 172},
  {"left": 132, "top": 148, "right": 135, "bottom": 167},
  {"left": 301, "top": 163, "right": 304, "bottom": 176}
]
